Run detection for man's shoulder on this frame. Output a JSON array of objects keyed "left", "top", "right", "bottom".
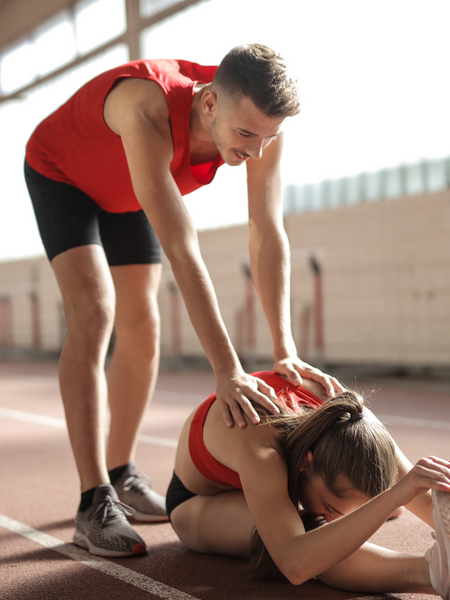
[
  {"left": 128, "top": 58, "right": 217, "bottom": 85},
  {"left": 103, "top": 77, "right": 170, "bottom": 136}
]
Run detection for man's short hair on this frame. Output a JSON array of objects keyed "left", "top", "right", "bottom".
[{"left": 213, "top": 44, "right": 300, "bottom": 118}]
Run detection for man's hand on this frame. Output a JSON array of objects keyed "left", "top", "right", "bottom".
[
  {"left": 215, "top": 370, "right": 280, "bottom": 429},
  {"left": 273, "top": 357, "right": 345, "bottom": 398}
]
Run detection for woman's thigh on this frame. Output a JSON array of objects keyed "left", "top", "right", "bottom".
[{"left": 171, "top": 490, "right": 255, "bottom": 559}]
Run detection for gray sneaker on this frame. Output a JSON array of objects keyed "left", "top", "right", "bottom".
[
  {"left": 426, "top": 490, "right": 450, "bottom": 600},
  {"left": 73, "top": 484, "right": 147, "bottom": 557},
  {"left": 113, "top": 462, "right": 168, "bottom": 522}
]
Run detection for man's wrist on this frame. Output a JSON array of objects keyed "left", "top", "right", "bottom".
[
  {"left": 210, "top": 348, "right": 243, "bottom": 379},
  {"left": 273, "top": 344, "right": 297, "bottom": 363}
]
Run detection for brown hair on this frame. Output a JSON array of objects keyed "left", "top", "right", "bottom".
[
  {"left": 213, "top": 44, "right": 300, "bottom": 118},
  {"left": 249, "top": 390, "right": 397, "bottom": 578}
]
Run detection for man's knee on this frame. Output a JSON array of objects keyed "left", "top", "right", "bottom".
[
  {"left": 65, "top": 297, "right": 115, "bottom": 345},
  {"left": 115, "top": 303, "right": 161, "bottom": 347}
]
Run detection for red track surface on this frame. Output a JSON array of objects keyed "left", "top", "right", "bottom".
[{"left": 0, "top": 359, "right": 449, "bottom": 600}]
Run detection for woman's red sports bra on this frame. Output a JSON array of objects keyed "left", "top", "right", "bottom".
[{"left": 188, "top": 371, "right": 324, "bottom": 489}]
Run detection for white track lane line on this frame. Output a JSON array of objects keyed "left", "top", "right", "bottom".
[
  {"left": 0, "top": 514, "right": 200, "bottom": 600},
  {"left": 0, "top": 513, "right": 389, "bottom": 600},
  {"left": 0, "top": 407, "right": 178, "bottom": 448},
  {"left": 0, "top": 407, "right": 66, "bottom": 428},
  {"left": 0, "top": 512, "right": 393, "bottom": 600}
]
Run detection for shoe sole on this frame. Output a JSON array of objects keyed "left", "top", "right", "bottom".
[
  {"left": 432, "top": 489, "right": 450, "bottom": 598},
  {"left": 433, "top": 490, "right": 450, "bottom": 549},
  {"left": 73, "top": 530, "right": 147, "bottom": 557}
]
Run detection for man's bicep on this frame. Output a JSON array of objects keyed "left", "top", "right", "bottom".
[
  {"left": 120, "top": 106, "right": 173, "bottom": 191},
  {"left": 119, "top": 111, "right": 197, "bottom": 251}
]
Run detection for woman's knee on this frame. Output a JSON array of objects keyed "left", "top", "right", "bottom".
[{"left": 170, "top": 500, "right": 212, "bottom": 553}]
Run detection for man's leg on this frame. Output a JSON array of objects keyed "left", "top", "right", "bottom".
[
  {"left": 52, "top": 244, "right": 147, "bottom": 556},
  {"left": 106, "top": 263, "right": 162, "bottom": 468},
  {"left": 105, "top": 263, "right": 167, "bottom": 521},
  {"left": 52, "top": 245, "right": 115, "bottom": 492}
]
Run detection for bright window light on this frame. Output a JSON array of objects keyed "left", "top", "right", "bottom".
[
  {"left": 139, "top": 0, "right": 178, "bottom": 18},
  {"left": 427, "top": 159, "right": 447, "bottom": 192},
  {"left": 34, "top": 14, "right": 77, "bottom": 77},
  {"left": 405, "top": 164, "right": 424, "bottom": 196},
  {"left": 75, "top": 0, "right": 126, "bottom": 55},
  {"left": 385, "top": 168, "right": 403, "bottom": 199},
  {"left": 0, "top": 42, "right": 36, "bottom": 94}
]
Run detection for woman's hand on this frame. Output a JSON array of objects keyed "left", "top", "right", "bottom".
[{"left": 390, "top": 456, "right": 450, "bottom": 508}]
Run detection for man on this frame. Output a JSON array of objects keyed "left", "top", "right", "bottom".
[{"left": 25, "top": 44, "right": 343, "bottom": 557}]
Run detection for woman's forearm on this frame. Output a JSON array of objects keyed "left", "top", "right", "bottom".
[{"left": 282, "top": 489, "right": 400, "bottom": 585}]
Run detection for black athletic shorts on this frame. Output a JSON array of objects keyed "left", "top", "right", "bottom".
[
  {"left": 24, "top": 161, "right": 162, "bottom": 266},
  {"left": 166, "top": 472, "right": 197, "bottom": 523},
  {"left": 165, "top": 471, "right": 324, "bottom": 532}
]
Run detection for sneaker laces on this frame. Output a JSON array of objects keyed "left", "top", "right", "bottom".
[
  {"left": 91, "top": 495, "right": 135, "bottom": 526},
  {"left": 123, "top": 472, "right": 153, "bottom": 494}
]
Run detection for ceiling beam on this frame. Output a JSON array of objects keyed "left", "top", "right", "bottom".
[{"left": 0, "top": 0, "right": 205, "bottom": 104}]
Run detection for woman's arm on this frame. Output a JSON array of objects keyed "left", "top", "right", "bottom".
[
  {"left": 364, "top": 406, "right": 434, "bottom": 527},
  {"left": 238, "top": 441, "right": 450, "bottom": 585}
]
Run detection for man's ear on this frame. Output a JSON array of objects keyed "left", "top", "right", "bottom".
[
  {"left": 202, "top": 88, "right": 218, "bottom": 117},
  {"left": 301, "top": 450, "right": 314, "bottom": 474}
]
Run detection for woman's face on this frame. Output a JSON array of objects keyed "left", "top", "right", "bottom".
[{"left": 298, "top": 457, "right": 369, "bottom": 522}]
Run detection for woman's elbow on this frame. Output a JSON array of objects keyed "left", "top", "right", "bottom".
[{"left": 281, "top": 560, "right": 311, "bottom": 586}]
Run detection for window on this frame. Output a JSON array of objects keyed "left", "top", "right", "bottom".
[
  {"left": 34, "top": 13, "right": 77, "bottom": 77},
  {"left": 328, "top": 178, "right": 345, "bottom": 208},
  {"left": 426, "top": 158, "right": 447, "bottom": 192},
  {"left": 0, "top": 42, "right": 36, "bottom": 94},
  {"left": 405, "top": 162, "right": 425, "bottom": 196},
  {"left": 75, "top": 0, "right": 126, "bottom": 55},
  {"left": 385, "top": 167, "right": 403, "bottom": 199},
  {"left": 365, "top": 171, "right": 382, "bottom": 202},
  {"left": 346, "top": 174, "right": 363, "bottom": 205},
  {"left": 283, "top": 184, "right": 297, "bottom": 214},
  {"left": 140, "top": 0, "right": 180, "bottom": 18}
]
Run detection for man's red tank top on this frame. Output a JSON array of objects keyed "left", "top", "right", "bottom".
[
  {"left": 188, "top": 371, "right": 324, "bottom": 489},
  {"left": 25, "top": 59, "right": 224, "bottom": 213}
]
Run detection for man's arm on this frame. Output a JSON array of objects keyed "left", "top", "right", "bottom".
[
  {"left": 246, "top": 133, "right": 343, "bottom": 397},
  {"left": 106, "top": 79, "right": 279, "bottom": 426}
]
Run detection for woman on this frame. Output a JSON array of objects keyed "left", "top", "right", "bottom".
[{"left": 167, "top": 371, "right": 450, "bottom": 598}]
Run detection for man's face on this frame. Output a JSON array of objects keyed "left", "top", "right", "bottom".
[{"left": 208, "top": 93, "right": 285, "bottom": 166}]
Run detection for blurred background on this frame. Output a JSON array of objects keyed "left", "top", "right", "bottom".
[{"left": 0, "top": 0, "right": 449, "bottom": 377}]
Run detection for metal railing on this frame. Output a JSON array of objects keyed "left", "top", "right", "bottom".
[{"left": 284, "top": 156, "right": 450, "bottom": 214}]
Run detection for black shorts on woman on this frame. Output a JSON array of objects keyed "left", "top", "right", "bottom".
[{"left": 24, "top": 161, "right": 162, "bottom": 265}]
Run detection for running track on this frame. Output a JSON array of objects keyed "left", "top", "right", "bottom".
[{"left": 0, "top": 359, "right": 449, "bottom": 600}]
